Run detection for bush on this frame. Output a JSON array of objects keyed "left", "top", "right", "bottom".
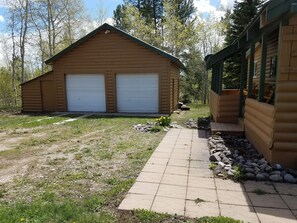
[{"left": 156, "top": 116, "right": 171, "bottom": 127}]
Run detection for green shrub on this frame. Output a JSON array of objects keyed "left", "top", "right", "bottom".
[
  {"left": 156, "top": 116, "right": 171, "bottom": 127},
  {"left": 149, "top": 125, "right": 162, "bottom": 133}
]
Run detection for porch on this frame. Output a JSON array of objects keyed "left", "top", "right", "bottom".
[{"left": 205, "top": 0, "right": 297, "bottom": 169}]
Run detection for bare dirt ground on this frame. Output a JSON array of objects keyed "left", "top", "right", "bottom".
[{"left": 0, "top": 112, "right": 165, "bottom": 203}]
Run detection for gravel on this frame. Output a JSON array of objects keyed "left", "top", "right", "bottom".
[{"left": 208, "top": 134, "right": 297, "bottom": 183}]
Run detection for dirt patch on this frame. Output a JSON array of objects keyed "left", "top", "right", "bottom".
[{"left": 0, "top": 136, "right": 26, "bottom": 152}]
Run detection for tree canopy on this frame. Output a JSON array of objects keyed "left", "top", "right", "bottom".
[{"left": 223, "top": 0, "right": 263, "bottom": 89}]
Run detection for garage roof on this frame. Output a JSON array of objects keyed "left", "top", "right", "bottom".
[{"left": 45, "top": 23, "right": 185, "bottom": 69}]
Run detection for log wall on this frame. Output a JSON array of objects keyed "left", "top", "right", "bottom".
[
  {"left": 271, "top": 15, "right": 297, "bottom": 168},
  {"left": 244, "top": 98, "right": 275, "bottom": 160},
  {"left": 21, "top": 71, "right": 55, "bottom": 112},
  {"left": 210, "top": 90, "right": 239, "bottom": 123}
]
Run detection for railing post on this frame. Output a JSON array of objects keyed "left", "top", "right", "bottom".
[
  {"left": 239, "top": 51, "right": 247, "bottom": 117},
  {"left": 218, "top": 61, "right": 223, "bottom": 95},
  {"left": 248, "top": 43, "right": 255, "bottom": 97},
  {"left": 259, "top": 35, "right": 268, "bottom": 102}
]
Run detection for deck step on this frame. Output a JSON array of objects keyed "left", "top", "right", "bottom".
[{"left": 210, "top": 122, "right": 244, "bottom": 136}]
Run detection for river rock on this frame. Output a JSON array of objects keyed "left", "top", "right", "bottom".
[
  {"left": 270, "top": 174, "right": 283, "bottom": 182},
  {"left": 284, "top": 174, "right": 297, "bottom": 184},
  {"left": 265, "top": 166, "right": 273, "bottom": 173},
  {"left": 256, "top": 173, "right": 266, "bottom": 181},
  {"left": 245, "top": 173, "right": 255, "bottom": 180},
  {"left": 245, "top": 167, "right": 254, "bottom": 173},
  {"left": 209, "top": 152, "right": 221, "bottom": 162},
  {"left": 273, "top": 164, "right": 282, "bottom": 171}
]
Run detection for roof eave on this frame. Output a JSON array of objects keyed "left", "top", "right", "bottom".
[{"left": 45, "top": 23, "right": 185, "bottom": 69}]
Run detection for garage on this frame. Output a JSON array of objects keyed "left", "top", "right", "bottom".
[
  {"left": 21, "top": 23, "right": 183, "bottom": 113},
  {"left": 116, "top": 74, "right": 158, "bottom": 113},
  {"left": 66, "top": 74, "right": 106, "bottom": 112}
]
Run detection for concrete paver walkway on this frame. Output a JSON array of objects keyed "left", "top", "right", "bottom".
[{"left": 119, "top": 129, "right": 297, "bottom": 223}]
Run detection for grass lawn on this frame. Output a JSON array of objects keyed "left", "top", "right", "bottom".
[
  {"left": 170, "top": 103, "right": 210, "bottom": 126},
  {"left": 0, "top": 104, "right": 240, "bottom": 222}
]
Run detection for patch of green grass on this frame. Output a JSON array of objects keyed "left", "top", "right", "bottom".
[
  {"left": 63, "top": 171, "right": 88, "bottom": 181},
  {"left": 252, "top": 189, "right": 268, "bottom": 195},
  {"left": 170, "top": 102, "right": 209, "bottom": 126},
  {"left": 103, "top": 179, "right": 135, "bottom": 199},
  {"left": 84, "top": 195, "right": 106, "bottom": 212},
  {"left": 209, "top": 163, "right": 217, "bottom": 170},
  {"left": 99, "top": 150, "right": 114, "bottom": 160},
  {"left": 149, "top": 125, "right": 162, "bottom": 132},
  {"left": 0, "top": 191, "right": 117, "bottom": 223},
  {"left": 0, "top": 189, "right": 6, "bottom": 198},
  {"left": 233, "top": 165, "right": 245, "bottom": 182},
  {"left": 0, "top": 115, "right": 166, "bottom": 222},
  {"left": 105, "top": 177, "right": 120, "bottom": 185},
  {"left": 195, "top": 198, "right": 205, "bottom": 204},
  {"left": 196, "top": 216, "right": 242, "bottom": 223},
  {"left": 132, "top": 209, "right": 170, "bottom": 223},
  {"left": 47, "top": 157, "right": 67, "bottom": 166},
  {"left": 74, "top": 153, "right": 83, "bottom": 160}
]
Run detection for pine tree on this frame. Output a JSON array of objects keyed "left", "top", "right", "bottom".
[{"left": 223, "top": 0, "right": 262, "bottom": 89}]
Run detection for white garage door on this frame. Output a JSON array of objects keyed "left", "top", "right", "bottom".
[
  {"left": 66, "top": 74, "right": 106, "bottom": 112},
  {"left": 116, "top": 74, "right": 158, "bottom": 113}
]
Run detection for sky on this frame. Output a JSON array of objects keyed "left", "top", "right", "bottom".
[
  {"left": 0, "top": 0, "right": 236, "bottom": 31},
  {"left": 0, "top": 0, "right": 236, "bottom": 65}
]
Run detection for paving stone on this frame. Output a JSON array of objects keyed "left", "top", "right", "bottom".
[
  {"left": 136, "top": 172, "right": 163, "bottom": 183},
  {"left": 188, "top": 176, "right": 215, "bottom": 189},
  {"left": 164, "top": 165, "right": 189, "bottom": 176},
  {"left": 157, "top": 184, "right": 187, "bottom": 199},
  {"left": 128, "top": 182, "right": 159, "bottom": 195},
  {"left": 185, "top": 200, "right": 219, "bottom": 218},
  {"left": 220, "top": 204, "right": 260, "bottom": 223},
  {"left": 215, "top": 178, "right": 245, "bottom": 192},
  {"left": 151, "top": 196, "right": 185, "bottom": 216},
  {"left": 142, "top": 163, "right": 166, "bottom": 174},
  {"left": 186, "top": 187, "right": 217, "bottom": 202},
  {"left": 118, "top": 193, "right": 154, "bottom": 210},
  {"left": 161, "top": 174, "right": 188, "bottom": 187},
  {"left": 243, "top": 181, "right": 277, "bottom": 194},
  {"left": 150, "top": 152, "right": 171, "bottom": 159},
  {"left": 147, "top": 157, "right": 169, "bottom": 165},
  {"left": 168, "top": 158, "right": 189, "bottom": 167},
  {"left": 189, "top": 167, "right": 213, "bottom": 178},
  {"left": 190, "top": 152, "right": 210, "bottom": 160},
  {"left": 217, "top": 190, "right": 252, "bottom": 206},
  {"left": 281, "top": 195, "right": 297, "bottom": 210},
  {"left": 274, "top": 183, "right": 297, "bottom": 196},
  {"left": 189, "top": 160, "right": 210, "bottom": 169},
  {"left": 248, "top": 193, "right": 287, "bottom": 208},
  {"left": 255, "top": 207, "right": 297, "bottom": 223},
  {"left": 170, "top": 152, "right": 190, "bottom": 160}
]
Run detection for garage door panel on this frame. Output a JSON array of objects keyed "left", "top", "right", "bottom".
[
  {"left": 116, "top": 74, "right": 158, "bottom": 113},
  {"left": 66, "top": 74, "right": 106, "bottom": 112}
]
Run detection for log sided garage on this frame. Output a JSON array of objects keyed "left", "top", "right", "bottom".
[
  {"left": 206, "top": 0, "right": 297, "bottom": 169},
  {"left": 21, "top": 23, "right": 184, "bottom": 114}
]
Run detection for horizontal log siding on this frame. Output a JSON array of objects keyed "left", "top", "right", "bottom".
[
  {"left": 244, "top": 98, "right": 275, "bottom": 160},
  {"left": 274, "top": 17, "right": 297, "bottom": 156},
  {"left": 22, "top": 71, "right": 55, "bottom": 112},
  {"left": 170, "top": 63, "right": 180, "bottom": 112},
  {"left": 210, "top": 90, "right": 239, "bottom": 123},
  {"left": 269, "top": 16, "right": 297, "bottom": 168},
  {"left": 52, "top": 30, "right": 171, "bottom": 113}
]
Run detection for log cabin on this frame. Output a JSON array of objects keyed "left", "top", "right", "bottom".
[{"left": 205, "top": 0, "right": 297, "bottom": 169}]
